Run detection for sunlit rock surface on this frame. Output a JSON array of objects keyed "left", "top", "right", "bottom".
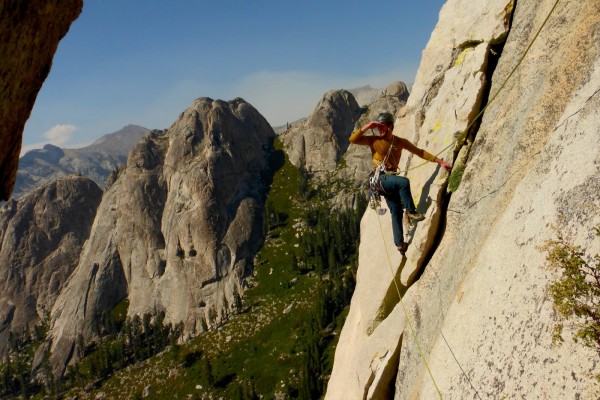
[
  {"left": 48, "top": 98, "right": 275, "bottom": 375},
  {"left": 326, "top": 0, "right": 600, "bottom": 398},
  {"left": 0, "top": 176, "right": 102, "bottom": 360}
]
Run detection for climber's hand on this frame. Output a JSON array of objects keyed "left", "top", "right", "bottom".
[
  {"left": 361, "top": 121, "right": 380, "bottom": 132},
  {"left": 439, "top": 160, "right": 453, "bottom": 171}
]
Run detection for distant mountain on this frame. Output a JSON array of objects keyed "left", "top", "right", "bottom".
[
  {"left": 272, "top": 117, "right": 306, "bottom": 134},
  {"left": 279, "top": 89, "right": 363, "bottom": 175},
  {"left": 347, "top": 84, "right": 383, "bottom": 107},
  {"left": 271, "top": 85, "right": 391, "bottom": 134},
  {"left": 13, "top": 124, "right": 148, "bottom": 198}
]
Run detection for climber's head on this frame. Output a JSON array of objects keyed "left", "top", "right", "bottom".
[{"left": 375, "top": 112, "right": 394, "bottom": 136}]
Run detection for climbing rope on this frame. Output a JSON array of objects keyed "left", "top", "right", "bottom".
[
  {"left": 376, "top": 213, "right": 444, "bottom": 399},
  {"left": 371, "top": 1, "right": 561, "bottom": 397}
]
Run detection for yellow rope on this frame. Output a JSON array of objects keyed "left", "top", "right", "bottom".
[
  {"left": 405, "top": 0, "right": 561, "bottom": 173},
  {"left": 375, "top": 212, "right": 444, "bottom": 399}
]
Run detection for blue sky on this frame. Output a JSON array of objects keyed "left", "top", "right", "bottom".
[{"left": 22, "top": 1, "right": 446, "bottom": 153}]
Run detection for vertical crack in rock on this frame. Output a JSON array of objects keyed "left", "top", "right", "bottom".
[
  {"left": 421, "top": 10, "right": 515, "bottom": 270},
  {"left": 82, "top": 263, "right": 99, "bottom": 318},
  {"left": 369, "top": 269, "right": 405, "bottom": 335},
  {"left": 365, "top": 335, "right": 404, "bottom": 399},
  {"left": 392, "top": 4, "right": 517, "bottom": 397},
  {"left": 393, "top": 2, "right": 522, "bottom": 397},
  {"left": 421, "top": 72, "right": 447, "bottom": 116},
  {"left": 360, "top": 3, "right": 514, "bottom": 358}
]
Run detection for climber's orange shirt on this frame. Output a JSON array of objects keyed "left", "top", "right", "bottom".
[{"left": 349, "top": 129, "right": 435, "bottom": 171}]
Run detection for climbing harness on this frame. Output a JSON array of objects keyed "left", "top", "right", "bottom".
[
  {"left": 367, "top": 135, "right": 399, "bottom": 215},
  {"left": 367, "top": 164, "right": 387, "bottom": 215}
]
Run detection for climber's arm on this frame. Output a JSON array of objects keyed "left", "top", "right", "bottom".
[
  {"left": 398, "top": 138, "right": 452, "bottom": 171},
  {"left": 349, "top": 121, "right": 380, "bottom": 145}
]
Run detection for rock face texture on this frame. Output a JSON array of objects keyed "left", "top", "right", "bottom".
[
  {"left": 0, "top": 0, "right": 83, "bottom": 201},
  {"left": 48, "top": 98, "right": 275, "bottom": 375},
  {"left": 0, "top": 176, "right": 102, "bottom": 360},
  {"left": 14, "top": 125, "right": 148, "bottom": 198},
  {"left": 326, "top": 0, "right": 600, "bottom": 399},
  {"left": 279, "top": 89, "right": 362, "bottom": 176}
]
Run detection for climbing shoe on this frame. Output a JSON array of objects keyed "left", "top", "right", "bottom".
[
  {"left": 406, "top": 211, "right": 425, "bottom": 223},
  {"left": 397, "top": 242, "right": 408, "bottom": 256}
]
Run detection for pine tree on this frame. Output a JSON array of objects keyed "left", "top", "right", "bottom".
[
  {"left": 76, "top": 333, "right": 86, "bottom": 358},
  {"left": 328, "top": 245, "right": 337, "bottom": 274},
  {"left": 233, "top": 287, "right": 243, "bottom": 313},
  {"left": 208, "top": 306, "right": 217, "bottom": 328},
  {"left": 298, "top": 166, "right": 309, "bottom": 199},
  {"left": 315, "top": 254, "right": 324, "bottom": 276},
  {"left": 243, "top": 380, "right": 259, "bottom": 400},
  {"left": 263, "top": 202, "right": 271, "bottom": 235},
  {"left": 170, "top": 322, "right": 182, "bottom": 353},
  {"left": 223, "top": 296, "right": 230, "bottom": 316},
  {"left": 232, "top": 384, "right": 244, "bottom": 400},
  {"left": 130, "top": 315, "right": 143, "bottom": 361},
  {"left": 1, "top": 360, "right": 12, "bottom": 395},
  {"left": 16, "top": 359, "right": 28, "bottom": 399},
  {"left": 88, "top": 354, "right": 98, "bottom": 378},
  {"left": 7, "top": 331, "right": 16, "bottom": 352},
  {"left": 200, "top": 355, "right": 214, "bottom": 387}
]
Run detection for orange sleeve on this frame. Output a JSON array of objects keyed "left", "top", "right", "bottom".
[
  {"left": 397, "top": 138, "right": 436, "bottom": 161},
  {"left": 349, "top": 129, "right": 373, "bottom": 145}
]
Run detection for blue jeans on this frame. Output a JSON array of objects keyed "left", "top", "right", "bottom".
[{"left": 379, "top": 174, "right": 417, "bottom": 246}]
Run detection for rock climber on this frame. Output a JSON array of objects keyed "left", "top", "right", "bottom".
[{"left": 349, "top": 112, "right": 452, "bottom": 255}]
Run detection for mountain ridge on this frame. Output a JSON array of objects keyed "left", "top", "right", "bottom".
[{"left": 14, "top": 124, "right": 148, "bottom": 198}]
